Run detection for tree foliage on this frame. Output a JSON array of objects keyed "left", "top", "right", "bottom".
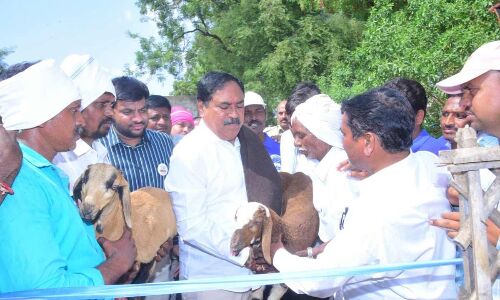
[
  {"left": 131, "top": 0, "right": 364, "bottom": 108},
  {"left": 132, "top": 0, "right": 499, "bottom": 134},
  {"left": 320, "top": 0, "right": 500, "bottom": 135}
]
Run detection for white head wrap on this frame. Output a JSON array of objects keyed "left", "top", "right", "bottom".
[
  {"left": 291, "top": 94, "right": 343, "bottom": 149},
  {"left": 60, "top": 54, "right": 115, "bottom": 110},
  {"left": 0, "top": 59, "right": 81, "bottom": 130}
]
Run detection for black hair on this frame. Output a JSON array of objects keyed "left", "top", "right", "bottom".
[
  {"left": 286, "top": 81, "right": 321, "bottom": 116},
  {"left": 0, "top": 61, "right": 41, "bottom": 81},
  {"left": 197, "top": 71, "right": 244, "bottom": 105},
  {"left": 341, "top": 87, "right": 415, "bottom": 153},
  {"left": 112, "top": 76, "right": 149, "bottom": 102},
  {"left": 383, "top": 77, "right": 428, "bottom": 115},
  {"left": 147, "top": 95, "right": 172, "bottom": 111}
]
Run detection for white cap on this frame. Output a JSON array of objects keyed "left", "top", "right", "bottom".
[
  {"left": 292, "top": 94, "right": 343, "bottom": 149},
  {"left": 244, "top": 91, "right": 266, "bottom": 108},
  {"left": 436, "top": 41, "right": 500, "bottom": 94},
  {"left": 61, "top": 54, "right": 115, "bottom": 110},
  {"left": 0, "top": 59, "right": 81, "bottom": 130}
]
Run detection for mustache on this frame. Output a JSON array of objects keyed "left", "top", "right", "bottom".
[
  {"left": 99, "top": 117, "right": 113, "bottom": 127},
  {"left": 76, "top": 126, "right": 84, "bottom": 136},
  {"left": 223, "top": 118, "right": 241, "bottom": 126},
  {"left": 248, "top": 120, "right": 262, "bottom": 127}
]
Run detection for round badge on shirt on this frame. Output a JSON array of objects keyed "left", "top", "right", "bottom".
[{"left": 157, "top": 163, "right": 169, "bottom": 176}]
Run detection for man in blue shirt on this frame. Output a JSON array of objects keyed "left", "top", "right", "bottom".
[
  {"left": 384, "top": 77, "right": 448, "bottom": 155},
  {"left": 244, "top": 91, "right": 281, "bottom": 170},
  {"left": 100, "top": 76, "right": 174, "bottom": 192},
  {"left": 0, "top": 60, "right": 136, "bottom": 293}
]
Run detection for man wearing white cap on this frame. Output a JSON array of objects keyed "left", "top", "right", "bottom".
[
  {"left": 290, "top": 94, "right": 356, "bottom": 243},
  {"left": 436, "top": 40, "right": 500, "bottom": 138},
  {"left": 53, "top": 54, "right": 115, "bottom": 192},
  {"left": 244, "top": 91, "right": 281, "bottom": 170},
  {"left": 270, "top": 87, "right": 456, "bottom": 299},
  {"left": 0, "top": 60, "right": 136, "bottom": 293}
]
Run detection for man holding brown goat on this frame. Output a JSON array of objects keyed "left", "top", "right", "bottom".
[
  {"left": 165, "top": 71, "right": 281, "bottom": 300},
  {"left": 270, "top": 87, "right": 457, "bottom": 299},
  {"left": 0, "top": 60, "right": 137, "bottom": 293}
]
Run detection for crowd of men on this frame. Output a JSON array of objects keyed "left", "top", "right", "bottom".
[{"left": 0, "top": 39, "right": 498, "bottom": 300}]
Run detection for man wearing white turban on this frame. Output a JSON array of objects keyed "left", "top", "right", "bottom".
[
  {"left": 53, "top": 54, "right": 116, "bottom": 192},
  {"left": 291, "top": 94, "right": 357, "bottom": 243},
  {"left": 0, "top": 60, "right": 137, "bottom": 293}
]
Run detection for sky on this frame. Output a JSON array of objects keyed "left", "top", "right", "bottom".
[{"left": 0, "top": 0, "right": 174, "bottom": 94}]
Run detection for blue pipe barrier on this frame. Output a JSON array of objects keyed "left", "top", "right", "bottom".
[{"left": 0, "top": 258, "right": 462, "bottom": 299}]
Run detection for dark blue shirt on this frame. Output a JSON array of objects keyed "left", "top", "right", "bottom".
[
  {"left": 100, "top": 126, "right": 174, "bottom": 191},
  {"left": 263, "top": 133, "right": 281, "bottom": 171},
  {"left": 411, "top": 129, "right": 448, "bottom": 155}
]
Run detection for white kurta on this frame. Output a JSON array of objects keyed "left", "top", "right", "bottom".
[
  {"left": 164, "top": 121, "right": 251, "bottom": 292},
  {"left": 311, "top": 147, "right": 358, "bottom": 242},
  {"left": 280, "top": 129, "right": 318, "bottom": 176},
  {"left": 53, "top": 139, "right": 109, "bottom": 192},
  {"left": 274, "top": 151, "right": 457, "bottom": 299}
]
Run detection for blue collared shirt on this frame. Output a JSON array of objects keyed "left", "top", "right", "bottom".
[
  {"left": 0, "top": 143, "right": 105, "bottom": 293},
  {"left": 411, "top": 129, "right": 449, "bottom": 155},
  {"left": 99, "top": 126, "right": 174, "bottom": 191}
]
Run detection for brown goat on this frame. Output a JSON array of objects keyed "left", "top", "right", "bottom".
[{"left": 73, "top": 163, "right": 177, "bottom": 281}]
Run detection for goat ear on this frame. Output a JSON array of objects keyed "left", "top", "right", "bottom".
[
  {"left": 72, "top": 168, "right": 89, "bottom": 204},
  {"left": 72, "top": 176, "right": 83, "bottom": 204},
  {"left": 117, "top": 173, "right": 133, "bottom": 229},
  {"left": 261, "top": 210, "right": 273, "bottom": 265}
]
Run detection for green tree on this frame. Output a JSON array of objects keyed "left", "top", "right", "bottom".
[
  {"left": 131, "top": 0, "right": 364, "bottom": 108},
  {"left": 321, "top": 0, "right": 500, "bottom": 135}
]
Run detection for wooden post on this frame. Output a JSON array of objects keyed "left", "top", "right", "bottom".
[{"left": 439, "top": 126, "right": 500, "bottom": 300}]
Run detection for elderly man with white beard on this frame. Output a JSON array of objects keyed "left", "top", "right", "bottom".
[{"left": 290, "top": 94, "right": 357, "bottom": 244}]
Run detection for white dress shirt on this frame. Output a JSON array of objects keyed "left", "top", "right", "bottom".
[
  {"left": 311, "top": 147, "right": 358, "bottom": 242},
  {"left": 164, "top": 121, "right": 251, "bottom": 291},
  {"left": 280, "top": 129, "right": 318, "bottom": 176},
  {"left": 274, "top": 151, "right": 456, "bottom": 299},
  {"left": 53, "top": 139, "right": 109, "bottom": 192}
]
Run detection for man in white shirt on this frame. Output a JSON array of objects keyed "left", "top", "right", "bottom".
[
  {"left": 53, "top": 54, "right": 115, "bottom": 192},
  {"left": 270, "top": 87, "right": 456, "bottom": 299},
  {"left": 165, "top": 72, "right": 261, "bottom": 300},
  {"left": 290, "top": 94, "right": 356, "bottom": 242}
]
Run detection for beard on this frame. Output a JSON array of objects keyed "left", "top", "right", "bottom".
[
  {"left": 80, "top": 118, "right": 113, "bottom": 140},
  {"left": 115, "top": 121, "right": 145, "bottom": 139}
]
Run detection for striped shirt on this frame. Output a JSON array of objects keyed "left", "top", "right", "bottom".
[{"left": 99, "top": 126, "right": 174, "bottom": 191}]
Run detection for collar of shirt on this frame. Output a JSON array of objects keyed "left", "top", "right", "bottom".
[
  {"left": 19, "top": 142, "right": 70, "bottom": 185},
  {"left": 197, "top": 119, "right": 241, "bottom": 149},
  {"left": 19, "top": 142, "right": 53, "bottom": 168},
  {"left": 72, "top": 139, "right": 94, "bottom": 157},
  {"left": 314, "top": 146, "right": 347, "bottom": 183},
  {"left": 106, "top": 125, "right": 150, "bottom": 147},
  {"left": 357, "top": 152, "right": 412, "bottom": 194}
]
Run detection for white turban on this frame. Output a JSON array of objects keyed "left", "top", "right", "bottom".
[
  {"left": 60, "top": 54, "right": 115, "bottom": 110},
  {"left": 291, "top": 94, "right": 343, "bottom": 149},
  {"left": 0, "top": 59, "right": 81, "bottom": 131}
]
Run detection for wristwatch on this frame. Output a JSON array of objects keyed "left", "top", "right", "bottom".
[{"left": 0, "top": 179, "right": 14, "bottom": 195}]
